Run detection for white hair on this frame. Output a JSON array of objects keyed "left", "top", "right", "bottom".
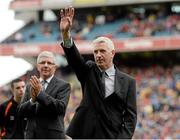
[
  {"left": 92, "top": 36, "right": 115, "bottom": 50},
  {"left": 37, "top": 51, "right": 56, "bottom": 65}
]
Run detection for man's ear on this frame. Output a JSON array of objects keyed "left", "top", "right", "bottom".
[
  {"left": 112, "top": 50, "right": 115, "bottom": 56},
  {"left": 54, "top": 65, "right": 58, "bottom": 71},
  {"left": 37, "top": 64, "right": 40, "bottom": 72}
]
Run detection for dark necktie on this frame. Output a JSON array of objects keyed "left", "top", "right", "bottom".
[{"left": 101, "top": 71, "right": 106, "bottom": 97}]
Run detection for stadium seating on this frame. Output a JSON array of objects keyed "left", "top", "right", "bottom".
[{"left": 2, "top": 14, "right": 180, "bottom": 43}]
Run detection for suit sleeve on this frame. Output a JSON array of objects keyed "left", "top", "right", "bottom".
[
  {"left": 61, "top": 42, "right": 88, "bottom": 83},
  {"left": 118, "top": 78, "right": 137, "bottom": 139},
  {"left": 36, "top": 83, "right": 71, "bottom": 115}
]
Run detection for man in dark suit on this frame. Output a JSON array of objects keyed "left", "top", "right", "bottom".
[
  {"left": 59, "top": 7, "right": 137, "bottom": 139},
  {"left": 19, "top": 51, "right": 71, "bottom": 139}
]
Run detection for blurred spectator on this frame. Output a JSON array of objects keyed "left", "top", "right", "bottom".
[
  {"left": 95, "top": 15, "right": 105, "bottom": 25},
  {"left": 14, "top": 32, "right": 24, "bottom": 42}
]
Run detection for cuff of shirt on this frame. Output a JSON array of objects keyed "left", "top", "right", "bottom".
[
  {"left": 30, "top": 98, "right": 36, "bottom": 104},
  {"left": 62, "top": 37, "right": 73, "bottom": 48}
]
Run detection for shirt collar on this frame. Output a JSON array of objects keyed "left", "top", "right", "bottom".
[
  {"left": 105, "top": 65, "right": 115, "bottom": 76},
  {"left": 99, "top": 65, "right": 115, "bottom": 77},
  {"left": 40, "top": 75, "right": 54, "bottom": 84}
]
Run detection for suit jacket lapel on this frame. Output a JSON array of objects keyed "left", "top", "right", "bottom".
[
  {"left": 114, "top": 68, "right": 124, "bottom": 100},
  {"left": 45, "top": 76, "right": 57, "bottom": 95}
]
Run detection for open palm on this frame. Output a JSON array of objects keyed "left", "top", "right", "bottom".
[{"left": 60, "top": 7, "right": 74, "bottom": 33}]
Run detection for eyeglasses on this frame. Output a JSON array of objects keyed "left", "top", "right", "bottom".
[{"left": 38, "top": 61, "right": 55, "bottom": 66}]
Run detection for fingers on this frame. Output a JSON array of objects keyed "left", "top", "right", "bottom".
[
  {"left": 69, "top": 7, "right": 74, "bottom": 18},
  {"left": 60, "top": 9, "right": 64, "bottom": 18},
  {"left": 30, "top": 78, "right": 36, "bottom": 88},
  {"left": 60, "top": 6, "right": 74, "bottom": 18},
  {"left": 30, "top": 76, "right": 40, "bottom": 86},
  {"left": 32, "top": 75, "right": 39, "bottom": 83},
  {"left": 65, "top": 8, "right": 69, "bottom": 17},
  {"left": 30, "top": 76, "right": 42, "bottom": 91}
]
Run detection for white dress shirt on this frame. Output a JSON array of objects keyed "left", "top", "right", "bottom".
[{"left": 103, "top": 65, "right": 115, "bottom": 98}]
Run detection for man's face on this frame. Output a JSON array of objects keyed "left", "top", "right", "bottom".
[
  {"left": 93, "top": 42, "right": 115, "bottom": 70},
  {"left": 12, "top": 81, "right": 25, "bottom": 99},
  {"left": 37, "top": 57, "right": 56, "bottom": 79}
]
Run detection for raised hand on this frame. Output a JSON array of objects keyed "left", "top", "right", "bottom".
[{"left": 60, "top": 6, "right": 74, "bottom": 39}]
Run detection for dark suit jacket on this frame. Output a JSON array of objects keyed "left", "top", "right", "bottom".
[
  {"left": 19, "top": 76, "right": 70, "bottom": 139},
  {"left": 62, "top": 42, "right": 137, "bottom": 139}
]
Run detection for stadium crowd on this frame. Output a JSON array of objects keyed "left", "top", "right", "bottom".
[
  {"left": 2, "top": 4, "right": 180, "bottom": 43},
  {"left": 124, "top": 65, "right": 180, "bottom": 139}
]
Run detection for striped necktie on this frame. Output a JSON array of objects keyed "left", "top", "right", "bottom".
[{"left": 41, "top": 80, "right": 47, "bottom": 92}]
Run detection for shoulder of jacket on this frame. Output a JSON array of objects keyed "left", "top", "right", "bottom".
[
  {"left": 54, "top": 77, "right": 70, "bottom": 86},
  {"left": 86, "top": 60, "right": 96, "bottom": 68},
  {"left": 117, "top": 70, "right": 135, "bottom": 82}
]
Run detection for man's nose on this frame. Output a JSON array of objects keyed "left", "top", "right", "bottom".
[
  {"left": 44, "top": 62, "right": 48, "bottom": 67},
  {"left": 96, "top": 51, "right": 101, "bottom": 57},
  {"left": 20, "top": 87, "right": 24, "bottom": 92}
]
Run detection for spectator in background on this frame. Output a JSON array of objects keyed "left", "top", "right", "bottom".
[
  {"left": 59, "top": 7, "right": 137, "bottom": 139},
  {"left": 19, "top": 51, "right": 71, "bottom": 139},
  {"left": 95, "top": 15, "right": 105, "bottom": 25},
  {"left": 175, "top": 80, "right": 180, "bottom": 98},
  {"left": 14, "top": 32, "right": 24, "bottom": 42},
  {"left": 0, "top": 78, "right": 26, "bottom": 139}
]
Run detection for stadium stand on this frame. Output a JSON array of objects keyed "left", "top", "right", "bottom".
[
  {"left": 2, "top": 11, "right": 180, "bottom": 43},
  {"left": 1, "top": 2, "right": 180, "bottom": 44}
]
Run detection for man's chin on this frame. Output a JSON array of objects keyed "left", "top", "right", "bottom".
[
  {"left": 42, "top": 75, "right": 50, "bottom": 79},
  {"left": 42, "top": 71, "right": 49, "bottom": 74},
  {"left": 97, "top": 64, "right": 105, "bottom": 69},
  {"left": 42, "top": 73, "right": 49, "bottom": 76}
]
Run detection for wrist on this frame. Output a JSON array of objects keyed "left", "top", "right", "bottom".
[
  {"left": 62, "top": 31, "right": 71, "bottom": 40},
  {"left": 30, "top": 98, "right": 36, "bottom": 104}
]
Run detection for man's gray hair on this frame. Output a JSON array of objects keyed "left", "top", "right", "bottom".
[
  {"left": 93, "top": 36, "right": 115, "bottom": 50},
  {"left": 37, "top": 51, "right": 56, "bottom": 64}
]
